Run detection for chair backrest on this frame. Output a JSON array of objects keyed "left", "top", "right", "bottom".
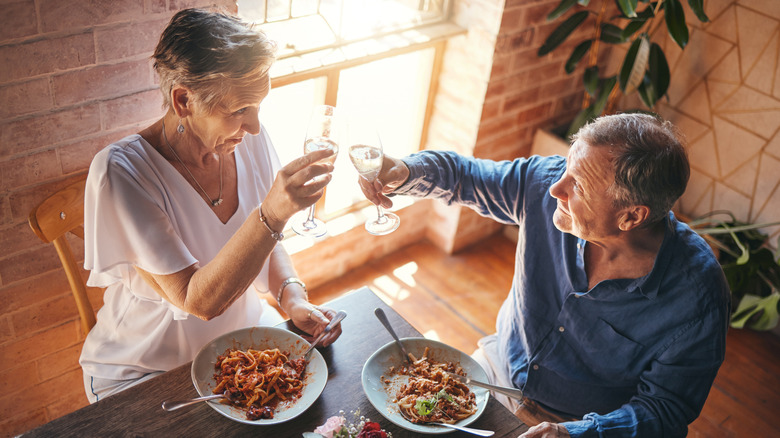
[{"left": 28, "top": 174, "right": 96, "bottom": 334}]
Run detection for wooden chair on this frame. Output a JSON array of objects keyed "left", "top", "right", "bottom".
[{"left": 28, "top": 174, "right": 96, "bottom": 334}]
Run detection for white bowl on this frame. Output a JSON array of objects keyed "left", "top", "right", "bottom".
[
  {"left": 361, "top": 337, "right": 490, "bottom": 434},
  {"left": 191, "top": 326, "right": 327, "bottom": 425}
]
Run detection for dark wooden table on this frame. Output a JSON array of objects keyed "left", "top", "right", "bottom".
[{"left": 23, "top": 287, "right": 528, "bottom": 437}]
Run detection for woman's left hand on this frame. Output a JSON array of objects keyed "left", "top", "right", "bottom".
[{"left": 288, "top": 303, "right": 343, "bottom": 347}]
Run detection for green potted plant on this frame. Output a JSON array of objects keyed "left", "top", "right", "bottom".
[
  {"left": 538, "top": 0, "right": 710, "bottom": 137},
  {"left": 688, "top": 211, "right": 780, "bottom": 331}
]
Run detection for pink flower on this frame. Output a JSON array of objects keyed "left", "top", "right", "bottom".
[{"left": 313, "top": 415, "right": 346, "bottom": 438}]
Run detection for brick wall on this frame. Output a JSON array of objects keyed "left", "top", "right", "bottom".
[
  {"left": 0, "top": 1, "right": 235, "bottom": 435},
  {"left": 424, "top": 0, "right": 592, "bottom": 252}
]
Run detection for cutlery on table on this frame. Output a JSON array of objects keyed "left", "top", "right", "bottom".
[
  {"left": 399, "top": 409, "right": 494, "bottom": 436},
  {"left": 162, "top": 393, "right": 226, "bottom": 411},
  {"left": 374, "top": 307, "right": 412, "bottom": 364},
  {"left": 425, "top": 422, "right": 495, "bottom": 436},
  {"left": 447, "top": 371, "right": 524, "bottom": 401}
]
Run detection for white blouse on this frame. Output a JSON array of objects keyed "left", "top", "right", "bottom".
[{"left": 80, "top": 127, "right": 281, "bottom": 380}]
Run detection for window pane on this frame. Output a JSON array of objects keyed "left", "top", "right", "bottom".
[
  {"left": 323, "top": 48, "right": 434, "bottom": 216},
  {"left": 259, "top": 77, "right": 327, "bottom": 167},
  {"left": 240, "top": 1, "right": 447, "bottom": 57}
]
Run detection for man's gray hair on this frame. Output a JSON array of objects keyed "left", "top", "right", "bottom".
[{"left": 572, "top": 113, "right": 690, "bottom": 226}]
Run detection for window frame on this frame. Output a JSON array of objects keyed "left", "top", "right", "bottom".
[{"left": 268, "top": 34, "right": 451, "bottom": 221}]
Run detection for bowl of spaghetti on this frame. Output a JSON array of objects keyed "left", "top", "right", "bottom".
[
  {"left": 361, "top": 338, "right": 489, "bottom": 434},
  {"left": 191, "top": 326, "right": 327, "bottom": 425}
]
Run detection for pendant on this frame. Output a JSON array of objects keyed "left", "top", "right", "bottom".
[{"left": 212, "top": 198, "right": 223, "bottom": 207}]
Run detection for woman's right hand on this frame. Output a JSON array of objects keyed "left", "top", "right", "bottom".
[
  {"left": 358, "top": 154, "right": 409, "bottom": 209},
  {"left": 262, "top": 149, "right": 335, "bottom": 227}
]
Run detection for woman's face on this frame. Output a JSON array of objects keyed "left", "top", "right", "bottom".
[{"left": 185, "top": 75, "right": 271, "bottom": 155}]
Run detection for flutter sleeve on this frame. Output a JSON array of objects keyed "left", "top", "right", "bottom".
[{"left": 83, "top": 143, "right": 198, "bottom": 299}]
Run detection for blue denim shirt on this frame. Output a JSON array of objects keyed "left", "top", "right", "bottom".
[{"left": 396, "top": 151, "right": 730, "bottom": 437}]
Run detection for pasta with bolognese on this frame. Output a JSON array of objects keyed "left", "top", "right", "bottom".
[
  {"left": 391, "top": 347, "right": 477, "bottom": 424},
  {"left": 212, "top": 347, "right": 305, "bottom": 420}
]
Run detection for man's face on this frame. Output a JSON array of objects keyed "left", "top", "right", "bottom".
[{"left": 549, "top": 139, "right": 624, "bottom": 242}]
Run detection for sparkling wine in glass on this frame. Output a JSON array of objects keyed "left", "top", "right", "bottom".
[
  {"left": 292, "top": 105, "right": 340, "bottom": 237},
  {"left": 348, "top": 128, "right": 400, "bottom": 235}
]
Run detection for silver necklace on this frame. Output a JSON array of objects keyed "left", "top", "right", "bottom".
[{"left": 161, "top": 119, "right": 223, "bottom": 207}]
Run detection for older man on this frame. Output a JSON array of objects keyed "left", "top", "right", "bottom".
[{"left": 361, "top": 113, "right": 730, "bottom": 437}]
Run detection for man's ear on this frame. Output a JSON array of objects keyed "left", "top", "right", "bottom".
[
  {"left": 171, "top": 86, "right": 193, "bottom": 118},
  {"left": 619, "top": 205, "right": 651, "bottom": 231}
]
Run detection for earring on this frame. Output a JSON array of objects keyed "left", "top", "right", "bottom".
[{"left": 177, "top": 120, "right": 185, "bottom": 134}]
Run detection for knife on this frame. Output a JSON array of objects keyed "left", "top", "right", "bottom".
[{"left": 447, "top": 371, "right": 524, "bottom": 401}]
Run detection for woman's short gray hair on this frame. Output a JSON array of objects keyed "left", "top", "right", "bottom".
[
  {"left": 152, "top": 8, "right": 276, "bottom": 114},
  {"left": 572, "top": 113, "right": 690, "bottom": 226}
]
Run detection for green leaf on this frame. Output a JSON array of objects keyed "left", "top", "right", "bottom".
[
  {"left": 730, "top": 293, "right": 780, "bottom": 330},
  {"left": 637, "top": 77, "right": 656, "bottom": 108},
  {"left": 600, "top": 23, "right": 626, "bottom": 44},
  {"left": 547, "top": 0, "right": 579, "bottom": 21},
  {"left": 687, "top": 0, "right": 709, "bottom": 23},
  {"left": 578, "top": 0, "right": 591, "bottom": 5},
  {"left": 620, "top": 35, "right": 650, "bottom": 94},
  {"left": 622, "top": 19, "right": 646, "bottom": 39},
  {"left": 415, "top": 397, "right": 436, "bottom": 416},
  {"left": 567, "top": 105, "right": 597, "bottom": 138},
  {"left": 664, "top": 0, "right": 689, "bottom": 49},
  {"left": 647, "top": 43, "right": 670, "bottom": 100},
  {"left": 617, "top": 0, "right": 639, "bottom": 18},
  {"left": 538, "top": 11, "right": 589, "bottom": 56},
  {"left": 583, "top": 66, "right": 600, "bottom": 95},
  {"left": 592, "top": 76, "right": 617, "bottom": 115},
  {"left": 566, "top": 40, "right": 592, "bottom": 73}
]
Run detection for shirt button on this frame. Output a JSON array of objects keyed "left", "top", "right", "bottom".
[
  {"left": 558, "top": 326, "right": 565, "bottom": 332},
  {"left": 533, "top": 364, "right": 539, "bottom": 370}
]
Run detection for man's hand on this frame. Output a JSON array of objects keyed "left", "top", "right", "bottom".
[
  {"left": 357, "top": 154, "right": 409, "bottom": 209},
  {"left": 519, "top": 422, "right": 569, "bottom": 438}
]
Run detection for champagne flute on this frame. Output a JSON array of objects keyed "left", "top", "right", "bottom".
[
  {"left": 292, "top": 105, "right": 340, "bottom": 237},
  {"left": 348, "top": 125, "right": 400, "bottom": 235}
]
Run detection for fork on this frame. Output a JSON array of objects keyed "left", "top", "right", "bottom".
[
  {"left": 399, "top": 409, "right": 494, "bottom": 436},
  {"left": 446, "top": 371, "right": 524, "bottom": 401}
]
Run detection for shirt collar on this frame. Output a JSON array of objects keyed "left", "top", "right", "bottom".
[{"left": 626, "top": 213, "right": 677, "bottom": 299}]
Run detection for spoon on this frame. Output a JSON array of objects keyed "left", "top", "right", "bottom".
[
  {"left": 162, "top": 311, "right": 346, "bottom": 412},
  {"left": 374, "top": 307, "right": 412, "bottom": 363}
]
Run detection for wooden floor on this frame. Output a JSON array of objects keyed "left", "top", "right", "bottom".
[{"left": 308, "top": 232, "right": 780, "bottom": 437}]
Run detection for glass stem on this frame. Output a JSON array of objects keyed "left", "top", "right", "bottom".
[
  {"left": 305, "top": 206, "right": 317, "bottom": 228},
  {"left": 375, "top": 204, "right": 388, "bottom": 224}
]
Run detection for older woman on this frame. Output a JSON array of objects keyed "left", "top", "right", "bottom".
[{"left": 80, "top": 8, "right": 342, "bottom": 402}]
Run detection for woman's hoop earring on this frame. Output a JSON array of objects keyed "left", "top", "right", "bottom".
[{"left": 177, "top": 120, "right": 185, "bottom": 134}]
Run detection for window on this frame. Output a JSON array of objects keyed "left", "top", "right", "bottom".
[{"left": 245, "top": 0, "right": 462, "bottom": 225}]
